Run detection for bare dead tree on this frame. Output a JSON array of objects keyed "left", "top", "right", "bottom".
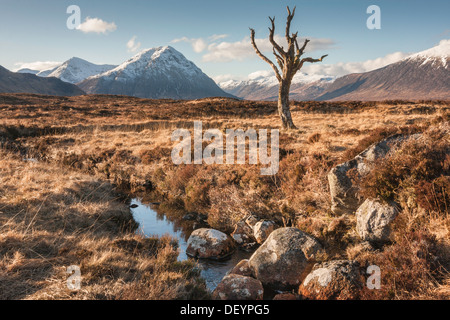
[{"left": 250, "top": 6, "right": 328, "bottom": 129}]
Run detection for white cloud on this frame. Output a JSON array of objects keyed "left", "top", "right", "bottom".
[
  {"left": 191, "top": 39, "right": 207, "bottom": 53},
  {"left": 208, "top": 34, "right": 229, "bottom": 41},
  {"left": 247, "top": 70, "right": 274, "bottom": 80},
  {"left": 302, "top": 51, "right": 411, "bottom": 77},
  {"left": 171, "top": 37, "right": 189, "bottom": 43},
  {"left": 76, "top": 17, "right": 117, "bottom": 34},
  {"left": 212, "top": 74, "right": 245, "bottom": 83},
  {"left": 171, "top": 33, "right": 334, "bottom": 62},
  {"left": 202, "top": 35, "right": 335, "bottom": 63},
  {"left": 172, "top": 35, "right": 229, "bottom": 53},
  {"left": 203, "top": 37, "right": 254, "bottom": 63},
  {"left": 13, "top": 61, "right": 62, "bottom": 72},
  {"left": 127, "top": 36, "right": 141, "bottom": 53},
  {"left": 171, "top": 37, "right": 207, "bottom": 53},
  {"left": 214, "top": 69, "right": 280, "bottom": 84}
]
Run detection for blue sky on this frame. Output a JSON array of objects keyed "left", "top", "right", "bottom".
[{"left": 0, "top": 0, "right": 449, "bottom": 81}]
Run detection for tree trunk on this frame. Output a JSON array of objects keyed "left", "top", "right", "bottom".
[{"left": 278, "top": 80, "right": 296, "bottom": 129}]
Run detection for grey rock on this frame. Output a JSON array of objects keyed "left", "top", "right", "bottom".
[
  {"left": 229, "top": 259, "right": 253, "bottom": 277},
  {"left": 212, "top": 274, "right": 264, "bottom": 300},
  {"left": 248, "top": 227, "right": 323, "bottom": 290},
  {"left": 186, "top": 228, "right": 235, "bottom": 260},
  {"left": 299, "top": 260, "right": 363, "bottom": 300},
  {"left": 231, "top": 220, "right": 256, "bottom": 245},
  {"left": 328, "top": 134, "right": 416, "bottom": 215},
  {"left": 253, "top": 220, "right": 276, "bottom": 244},
  {"left": 356, "top": 199, "right": 399, "bottom": 243}
]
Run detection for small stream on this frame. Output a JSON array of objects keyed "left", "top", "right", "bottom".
[
  {"left": 19, "top": 151, "right": 253, "bottom": 291},
  {"left": 130, "top": 198, "right": 252, "bottom": 291}
]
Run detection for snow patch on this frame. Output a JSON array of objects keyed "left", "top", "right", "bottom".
[{"left": 405, "top": 39, "right": 450, "bottom": 68}]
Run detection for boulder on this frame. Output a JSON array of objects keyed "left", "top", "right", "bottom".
[
  {"left": 299, "top": 260, "right": 363, "bottom": 300},
  {"left": 248, "top": 227, "right": 323, "bottom": 290},
  {"left": 328, "top": 134, "right": 414, "bottom": 215},
  {"left": 295, "top": 231, "right": 326, "bottom": 260},
  {"left": 231, "top": 220, "right": 256, "bottom": 245},
  {"left": 212, "top": 274, "right": 264, "bottom": 300},
  {"left": 356, "top": 199, "right": 399, "bottom": 243},
  {"left": 253, "top": 220, "right": 276, "bottom": 244},
  {"left": 229, "top": 259, "right": 253, "bottom": 277},
  {"left": 273, "top": 293, "right": 300, "bottom": 300},
  {"left": 186, "top": 228, "right": 235, "bottom": 260}
]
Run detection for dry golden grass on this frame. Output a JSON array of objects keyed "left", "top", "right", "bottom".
[
  {"left": 1, "top": 93, "right": 449, "bottom": 299},
  {"left": 0, "top": 151, "right": 207, "bottom": 300}
]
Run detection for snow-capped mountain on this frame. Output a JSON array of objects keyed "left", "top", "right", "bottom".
[
  {"left": 220, "top": 73, "right": 335, "bottom": 101},
  {"left": 45, "top": 57, "right": 116, "bottom": 84},
  {"left": 221, "top": 40, "right": 449, "bottom": 101},
  {"left": 404, "top": 39, "right": 449, "bottom": 68},
  {"left": 317, "top": 39, "right": 450, "bottom": 101},
  {"left": 36, "top": 67, "right": 59, "bottom": 77},
  {"left": 79, "top": 46, "right": 233, "bottom": 99},
  {"left": 16, "top": 58, "right": 115, "bottom": 84},
  {"left": 16, "top": 67, "right": 56, "bottom": 76}
]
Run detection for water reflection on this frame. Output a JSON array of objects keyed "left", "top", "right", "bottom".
[{"left": 130, "top": 198, "right": 253, "bottom": 291}]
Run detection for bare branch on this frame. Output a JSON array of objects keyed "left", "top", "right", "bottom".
[
  {"left": 301, "top": 54, "right": 328, "bottom": 64},
  {"left": 250, "top": 28, "right": 282, "bottom": 81},
  {"left": 287, "top": 32, "right": 298, "bottom": 58},
  {"left": 285, "top": 6, "right": 296, "bottom": 42},
  {"left": 297, "top": 39, "right": 310, "bottom": 57},
  {"left": 268, "top": 17, "right": 286, "bottom": 57},
  {"left": 294, "top": 37, "right": 300, "bottom": 54},
  {"left": 273, "top": 48, "right": 284, "bottom": 70},
  {"left": 296, "top": 54, "right": 328, "bottom": 72}
]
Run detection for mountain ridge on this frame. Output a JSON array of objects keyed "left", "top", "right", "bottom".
[
  {"left": 0, "top": 65, "right": 85, "bottom": 96},
  {"left": 48, "top": 57, "right": 117, "bottom": 84},
  {"left": 78, "top": 46, "right": 234, "bottom": 100},
  {"left": 220, "top": 74, "right": 335, "bottom": 101},
  {"left": 220, "top": 40, "right": 450, "bottom": 101},
  {"left": 316, "top": 40, "right": 450, "bottom": 101}
]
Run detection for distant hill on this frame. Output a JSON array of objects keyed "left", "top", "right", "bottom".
[
  {"left": 0, "top": 66, "right": 85, "bottom": 96},
  {"left": 16, "top": 68, "right": 39, "bottom": 75},
  {"left": 220, "top": 40, "right": 450, "bottom": 101},
  {"left": 220, "top": 74, "right": 334, "bottom": 101},
  {"left": 78, "top": 46, "right": 234, "bottom": 100},
  {"left": 316, "top": 40, "right": 450, "bottom": 101}
]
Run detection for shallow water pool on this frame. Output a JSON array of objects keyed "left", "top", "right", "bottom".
[{"left": 130, "top": 198, "right": 252, "bottom": 291}]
